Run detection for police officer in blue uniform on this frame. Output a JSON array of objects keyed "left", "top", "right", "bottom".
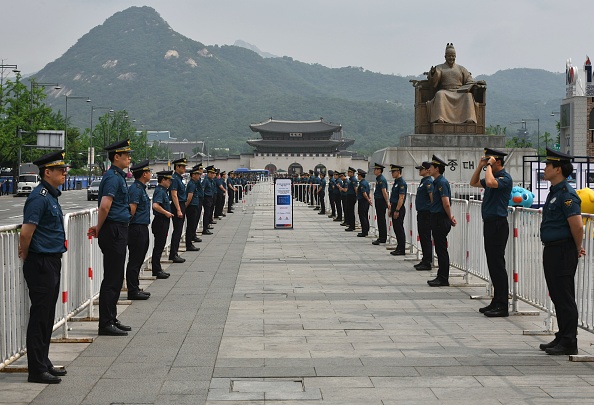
[
  {"left": 333, "top": 172, "right": 343, "bottom": 222},
  {"left": 126, "top": 160, "right": 152, "bottom": 300},
  {"left": 372, "top": 163, "right": 390, "bottom": 245},
  {"left": 470, "top": 148, "right": 513, "bottom": 316},
  {"left": 185, "top": 165, "right": 203, "bottom": 248},
  {"left": 317, "top": 171, "right": 327, "bottom": 215},
  {"left": 426, "top": 155, "right": 457, "bottom": 287},
  {"left": 214, "top": 170, "right": 226, "bottom": 219},
  {"left": 539, "top": 148, "right": 584, "bottom": 355},
  {"left": 356, "top": 169, "right": 372, "bottom": 237},
  {"left": 151, "top": 171, "right": 174, "bottom": 279},
  {"left": 19, "top": 151, "right": 68, "bottom": 384},
  {"left": 327, "top": 170, "right": 336, "bottom": 218},
  {"left": 338, "top": 172, "right": 349, "bottom": 225},
  {"left": 413, "top": 162, "right": 434, "bottom": 270},
  {"left": 345, "top": 167, "right": 358, "bottom": 231},
  {"left": 88, "top": 139, "right": 133, "bottom": 336},
  {"left": 227, "top": 171, "right": 237, "bottom": 213},
  {"left": 169, "top": 158, "right": 188, "bottom": 263},
  {"left": 201, "top": 166, "right": 217, "bottom": 235},
  {"left": 389, "top": 164, "right": 408, "bottom": 255}
]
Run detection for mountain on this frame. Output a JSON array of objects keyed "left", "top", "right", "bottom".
[
  {"left": 35, "top": 6, "right": 564, "bottom": 155},
  {"left": 233, "top": 40, "right": 278, "bottom": 59}
]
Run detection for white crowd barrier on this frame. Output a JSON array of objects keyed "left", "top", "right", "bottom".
[{"left": 0, "top": 205, "right": 179, "bottom": 369}]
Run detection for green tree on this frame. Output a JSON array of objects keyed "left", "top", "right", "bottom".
[{"left": 505, "top": 137, "right": 532, "bottom": 148}]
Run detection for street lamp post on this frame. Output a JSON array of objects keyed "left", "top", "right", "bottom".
[
  {"left": 29, "top": 80, "right": 60, "bottom": 125},
  {"left": 0, "top": 61, "right": 19, "bottom": 118},
  {"left": 65, "top": 95, "right": 91, "bottom": 191},
  {"left": 89, "top": 106, "right": 112, "bottom": 184},
  {"left": 522, "top": 118, "right": 540, "bottom": 156}
]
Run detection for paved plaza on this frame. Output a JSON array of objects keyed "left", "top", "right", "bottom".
[{"left": 3, "top": 193, "right": 594, "bottom": 404}]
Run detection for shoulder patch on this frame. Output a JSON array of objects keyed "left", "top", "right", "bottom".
[
  {"left": 564, "top": 199, "right": 573, "bottom": 207},
  {"left": 40, "top": 188, "right": 48, "bottom": 196},
  {"left": 439, "top": 187, "right": 442, "bottom": 191}
]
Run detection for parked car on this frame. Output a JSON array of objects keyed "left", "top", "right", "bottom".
[
  {"left": 87, "top": 180, "right": 100, "bottom": 201},
  {"left": 148, "top": 178, "right": 158, "bottom": 189}
]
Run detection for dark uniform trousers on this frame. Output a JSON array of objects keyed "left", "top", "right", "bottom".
[
  {"left": 417, "top": 211, "right": 432, "bottom": 264},
  {"left": 391, "top": 204, "right": 406, "bottom": 252},
  {"left": 375, "top": 199, "right": 388, "bottom": 241},
  {"left": 227, "top": 190, "right": 234, "bottom": 212},
  {"left": 483, "top": 217, "right": 509, "bottom": 306},
  {"left": 203, "top": 195, "right": 214, "bottom": 230},
  {"left": 329, "top": 192, "right": 336, "bottom": 216},
  {"left": 334, "top": 194, "right": 342, "bottom": 219},
  {"left": 23, "top": 253, "right": 61, "bottom": 374},
  {"left": 358, "top": 199, "right": 370, "bottom": 235},
  {"left": 170, "top": 203, "right": 186, "bottom": 258},
  {"left": 214, "top": 193, "right": 225, "bottom": 217},
  {"left": 186, "top": 205, "right": 198, "bottom": 247},
  {"left": 341, "top": 196, "right": 347, "bottom": 221},
  {"left": 151, "top": 216, "right": 169, "bottom": 274},
  {"left": 98, "top": 222, "right": 128, "bottom": 328},
  {"left": 544, "top": 239, "right": 579, "bottom": 347},
  {"left": 430, "top": 213, "right": 451, "bottom": 281},
  {"left": 126, "top": 224, "right": 149, "bottom": 295},
  {"left": 318, "top": 191, "right": 326, "bottom": 213},
  {"left": 346, "top": 194, "right": 357, "bottom": 228}
]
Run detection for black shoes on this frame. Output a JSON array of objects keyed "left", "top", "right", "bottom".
[
  {"left": 186, "top": 245, "right": 200, "bottom": 252},
  {"left": 340, "top": 222, "right": 347, "bottom": 226},
  {"left": 372, "top": 239, "right": 386, "bottom": 245},
  {"left": 333, "top": 218, "right": 342, "bottom": 222},
  {"left": 169, "top": 255, "right": 186, "bottom": 263},
  {"left": 390, "top": 250, "right": 405, "bottom": 256},
  {"left": 153, "top": 271, "right": 170, "bottom": 279},
  {"left": 228, "top": 211, "right": 234, "bottom": 214},
  {"left": 345, "top": 228, "right": 355, "bottom": 232},
  {"left": 483, "top": 306, "right": 509, "bottom": 317},
  {"left": 545, "top": 344, "right": 578, "bottom": 355},
  {"left": 317, "top": 211, "right": 326, "bottom": 215},
  {"left": 539, "top": 339, "right": 559, "bottom": 351},
  {"left": 202, "top": 230, "right": 213, "bottom": 235},
  {"left": 128, "top": 291, "right": 150, "bottom": 300},
  {"left": 114, "top": 319, "right": 132, "bottom": 331},
  {"left": 479, "top": 303, "right": 495, "bottom": 314},
  {"left": 28, "top": 371, "right": 61, "bottom": 384},
  {"left": 427, "top": 278, "right": 449, "bottom": 287},
  {"left": 98, "top": 324, "right": 128, "bottom": 336},
  {"left": 193, "top": 237, "right": 202, "bottom": 243},
  {"left": 415, "top": 263, "right": 432, "bottom": 271},
  {"left": 357, "top": 233, "right": 367, "bottom": 237},
  {"left": 48, "top": 366, "right": 67, "bottom": 377}
]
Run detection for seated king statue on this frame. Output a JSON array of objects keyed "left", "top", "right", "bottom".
[{"left": 426, "top": 43, "right": 479, "bottom": 124}]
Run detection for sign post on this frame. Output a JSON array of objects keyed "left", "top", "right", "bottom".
[{"left": 274, "top": 178, "right": 293, "bottom": 228}]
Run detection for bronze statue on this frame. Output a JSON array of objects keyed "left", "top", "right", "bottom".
[{"left": 426, "top": 43, "right": 484, "bottom": 124}]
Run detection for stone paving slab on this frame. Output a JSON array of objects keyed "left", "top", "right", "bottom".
[{"left": 4, "top": 189, "right": 594, "bottom": 403}]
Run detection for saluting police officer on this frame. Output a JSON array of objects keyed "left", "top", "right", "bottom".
[
  {"left": 169, "top": 158, "right": 188, "bottom": 263},
  {"left": 426, "top": 155, "right": 457, "bottom": 287},
  {"left": 19, "top": 151, "right": 68, "bottom": 384},
  {"left": 345, "top": 167, "right": 358, "bottom": 232},
  {"left": 201, "top": 166, "right": 217, "bottom": 235},
  {"left": 88, "top": 139, "right": 133, "bottom": 336},
  {"left": 185, "top": 165, "right": 203, "bottom": 248},
  {"left": 126, "top": 160, "right": 152, "bottom": 300},
  {"left": 356, "top": 169, "right": 372, "bottom": 237},
  {"left": 470, "top": 148, "right": 513, "bottom": 317},
  {"left": 413, "top": 162, "right": 434, "bottom": 271},
  {"left": 151, "top": 171, "right": 174, "bottom": 279},
  {"left": 389, "top": 164, "right": 407, "bottom": 255},
  {"left": 372, "top": 163, "right": 390, "bottom": 245},
  {"left": 539, "top": 148, "right": 584, "bottom": 355}
]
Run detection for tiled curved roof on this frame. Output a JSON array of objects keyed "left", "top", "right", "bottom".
[{"left": 249, "top": 118, "right": 342, "bottom": 133}]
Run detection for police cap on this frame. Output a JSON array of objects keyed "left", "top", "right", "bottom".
[
  {"left": 357, "top": 169, "right": 367, "bottom": 175},
  {"left": 130, "top": 159, "right": 150, "bottom": 173},
  {"left": 431, "top": 155, "right": 447, "bottom": 167},
  {"left": 206, "top": 165, "right": 216, "bottom": 173},
  {"left": 542, "top": 147, "right": 573, "bottom": 163},
  {"left": 373, "top": 162, "right": 385, "bottom": 170},
  {"left": 34, "top": 150, "right": 67, "bottom": 169},
  {"left": 156, "top": 170, "right": 173, "bottom": 179},
  {"left": 415, "top": 161, "right": 431, "bottom": 170},
  {"left": 171, "top": 158, "right": 187, "bottom": 166},
  {"left": 104, "top": 139, "right": 132, "bottom": 153},
  {"left": 484, "top": 148, "right": 508, "bottom": 159},
  {"left": 390, "top": 164, "right": 403, "bottom": 172},
  {"left": 347, "top": 166, "right": 356, "bottom": 173}
]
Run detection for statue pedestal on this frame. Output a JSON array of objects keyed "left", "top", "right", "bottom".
[{"left": 399, "top": 134, "right": 505, "bottom": 148}]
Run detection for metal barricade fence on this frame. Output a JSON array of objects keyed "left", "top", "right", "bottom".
[
  {"left": 0, "top": 225, "right": 28, "bottom": 370},
  {"left": 448, "top": 199, "right": 469, "bottom": 273},
  {"left": 578, "top": 215, "right": 594, "bottom": 332}
]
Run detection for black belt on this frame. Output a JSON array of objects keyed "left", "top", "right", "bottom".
[
  {"left": 129, "top": 223, "right": 148, "bottom": 227},
  {"left": 105, "top": 220, "right": 129, "bottom": 227},
  {"left": 543, "top": 238, "right": 573, "bottom": 247},
  {"left": 31, "top": 252, "right": 63, "bottom": 258}
]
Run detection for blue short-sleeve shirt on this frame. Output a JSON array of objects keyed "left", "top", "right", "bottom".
[
  {"left": 99, "top": 166, "right": 131, "bottom": 223},
  {"left": 23, "top": 180, "right": 66, "bottom": 254},
  {"left": 374, "top": 174, "right": 388, "bottom": 199},
  {"left": 415, "top": 176, "right": 434, "bottom": 212},
  {"left": 480, "top": 169, "right": 513, "bottom": 221},
  {"left": 347, "top": 175, "right": 358, "bottom": 195},
  {"left": 429, "top": 175, "right": 451, "bottom": 214},
  {"left": 169, "top": 172, "right": 187, "bottom": 203},
  {"left": 152, "top": 184, "right": 171, "bottom": 217},
  {"left": 128, "top": 179, "right": 150, "bottom": 225},
  {"left": 390, "top": 177, "right": 407, "bottom": 204},
  {"left": 540, "top": 179, "right": 582, "bottom": 242},
  {"left": 357, "top": 178, "right": 370, "bottom": 200}
]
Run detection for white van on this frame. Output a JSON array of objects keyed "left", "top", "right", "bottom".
[{"left": 17, "top": 173, "right": 40, "bottom": 197}]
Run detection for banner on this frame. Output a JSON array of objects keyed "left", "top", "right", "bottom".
[{"left": 274, "top": 178, "right": 293, "bottom": 228}]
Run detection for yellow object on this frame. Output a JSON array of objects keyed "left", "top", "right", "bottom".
[{"left": 577, "top": 188, "right": 594, "bottom": 214}]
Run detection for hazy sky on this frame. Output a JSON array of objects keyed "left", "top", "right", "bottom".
[{"left": 1, "top": 0, "right": 592, "bottom": 77}]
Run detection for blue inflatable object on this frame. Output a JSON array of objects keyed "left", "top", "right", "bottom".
[{"left": 509, "top": 186, "right": 534, "bottom": 207}]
